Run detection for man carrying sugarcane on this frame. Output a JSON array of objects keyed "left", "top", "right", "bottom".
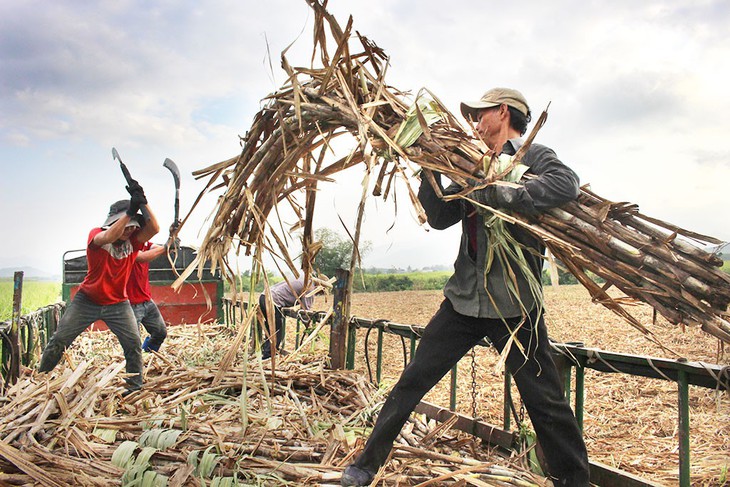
[
  {"left": 342, "top": 88, "right": 590, "bottom": 486},
  {"left": 38, "top": 182, "right": 160, "bottom": 394}
]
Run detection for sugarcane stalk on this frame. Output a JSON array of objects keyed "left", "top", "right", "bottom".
[
  {"left": 561, "top": 200, "right": 730, "bottom": 294},
  {"left": 549, "top": 226, "right": 730, "bottom": 342},
  {"left": 578, "top": 189, "right": 724, "bottom": 267},
  {"left": 546, "top": 207, "right": 729, "bottom": 308}
]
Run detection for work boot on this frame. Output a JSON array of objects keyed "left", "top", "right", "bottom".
[
  {"left": 121, "top": 387, "right": 141, "bottom": 398},
  {"left": 261, "top": 348, "right": 287, "bottom": 360},
  {"left": 341, "top": 465, "right": 375, "bottom": 486},
  {"left": 142, "top": 337, "right": 161, "bottom": 352}
]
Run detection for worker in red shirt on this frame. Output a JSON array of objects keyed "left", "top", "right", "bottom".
[
  {"left": 127, "top": 239, "right": 171, "bottom": 352},
  {"left": 39, "top": 183, "right": 159, "bottom": 393}
]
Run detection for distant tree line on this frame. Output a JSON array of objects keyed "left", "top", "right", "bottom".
[{"left": 228, "top": 229, "right": 726, "bottom": 295}]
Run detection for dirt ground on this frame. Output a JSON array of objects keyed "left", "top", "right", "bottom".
[{"left": 303, "top": 285, "right": 729, "bottom": 486}]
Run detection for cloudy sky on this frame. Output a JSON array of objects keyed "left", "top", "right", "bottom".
[{"left": 1, "top": 0, "right": 729, "bottom": 276}]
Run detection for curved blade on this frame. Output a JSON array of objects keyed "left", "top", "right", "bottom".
[
  {"left": 163, "top": 158, "right": 181, "bottom": 189},
  {"left": 163, "top": 158, "right": 181, "bottom": 225},
  {"left": 112, "top": 147, "right": 134, "bottom": 184}
]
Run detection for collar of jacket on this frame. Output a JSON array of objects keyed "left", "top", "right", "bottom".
[{"left": 502, "top": 138, "right": 524, "bottom": 156}]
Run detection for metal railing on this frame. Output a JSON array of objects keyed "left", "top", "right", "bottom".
[{"left": 1, "top": 302, "right": 64, "bottom": 388}]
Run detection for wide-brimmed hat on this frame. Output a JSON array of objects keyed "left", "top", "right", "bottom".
[
  {"left": 103, "top": 199, "right": 140, "bottom": 228},
  {"left": 460, "top": 87, "right": 529, "bottom": 121}
]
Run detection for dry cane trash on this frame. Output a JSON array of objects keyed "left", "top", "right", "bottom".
[{"left": 0, "top": 325, "right": 549, "bottom": 486}]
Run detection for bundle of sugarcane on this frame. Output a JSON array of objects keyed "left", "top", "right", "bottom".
[
  {"left": 181, "top": 0, "right": 729, "bottom": 346},
  {"left": 0, "top": 326, "right": 547, "bottom": 486}
]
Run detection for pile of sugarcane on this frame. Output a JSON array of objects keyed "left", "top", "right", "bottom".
[
  {"left": 181, "top": 0, "right": 729, "bottom": 347},
  {"left": 0, "top": 325, "right": 547, "bottom": 486}
]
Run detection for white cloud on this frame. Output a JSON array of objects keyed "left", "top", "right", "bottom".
[{"left": 1, "top": 0, "right": 728, "bottom": 277}]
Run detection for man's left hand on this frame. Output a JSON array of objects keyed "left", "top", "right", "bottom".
[{"left": 164, "top": 236, "right": 181, "bottom": 251}]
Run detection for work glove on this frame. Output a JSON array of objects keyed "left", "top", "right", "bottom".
[
  {"left": 471, "top": 183, "right": 539, "bottom": 219},
  {"left": 164, "top": 236, "right": 181, "bottom": 251},
  {"left": 126, "top": 199, "right": 141, "bottom": 217},
  {"left": 125, "top": 178, "right": 142, "bottom": 195},
  {"left": 126, "top": 179, "right": 148, "bottom": 206},
  {"left": 130, "top": 187, "right": 148, "bottom": 208}
]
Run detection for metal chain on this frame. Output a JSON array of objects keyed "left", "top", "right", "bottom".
[
  {"left": 519, "top": 402, "right": 526, "bottom": 423},
  {"left": 470, "top": 346, "right": 479, "bottom": 420}
]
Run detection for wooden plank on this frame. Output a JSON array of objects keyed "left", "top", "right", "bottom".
[
  {"left": 8, "top": 272, "right": 23, "bottom": 385},
  {"left": 415, "top": 401, "right": 664, "bottom": 487},
  {"left": 414, "top": 401, "right": 516, "bottom": 450},
  {"left": 589, "top": 460, "right": 665, "bottom": 487}
]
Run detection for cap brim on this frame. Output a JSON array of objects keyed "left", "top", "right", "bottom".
[
  {"left": 102, "top": 211, "right": 140, "bottom": 229},
  {"left": 103, "top": 210, "right": 125, "bottom": 228},
  {"left": 460, "top": 101, "right": 499, "bottom": 121}
]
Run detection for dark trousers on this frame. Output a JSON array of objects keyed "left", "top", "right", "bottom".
[
  {"left": 353, "top": 299, "right": 589, "bottom": 486},
  {"left": 39, "top": 291, "right": 143, "bottom": 390},
  {"left": 258, "top": 294, "right": 285, "bottom": 358},
  {"left": 131, "top": 300, "right": 168, "bottom": 351}
]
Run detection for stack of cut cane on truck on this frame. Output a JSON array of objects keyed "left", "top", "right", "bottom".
[{"left": 181, "top": 0, "right": 729, "bottom": 348}]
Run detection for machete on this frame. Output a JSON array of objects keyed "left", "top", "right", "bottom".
[
  {"left": 112, "top": 147, "right": 135, "bottom": 185},
  {"left": 163, "top": 157, "right": 181, "bottom": 230}
]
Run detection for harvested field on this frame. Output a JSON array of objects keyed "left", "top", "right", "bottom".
[{"left": 1, "top": 286, "right": 727, "bottom": 486}]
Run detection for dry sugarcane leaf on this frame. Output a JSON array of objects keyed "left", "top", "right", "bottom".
[{"left": 176, "top": 0, "right": 730, "bottom": 351}]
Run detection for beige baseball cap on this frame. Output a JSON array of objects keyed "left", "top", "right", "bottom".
[{"left": 460, "top": 87, "right": 530, "bottom": 121}]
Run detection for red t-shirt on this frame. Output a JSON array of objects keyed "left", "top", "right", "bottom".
[
  {"left": 127, "top": 241, "right": 152, "bottom": 305},
  {"left": 78, "top": 228, "right": 143, "bottom": 305}
]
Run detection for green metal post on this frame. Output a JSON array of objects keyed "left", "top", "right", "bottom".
[
  {"left": 376, "top": 326, "right": 384, "bottom": 384},
  {"left": 346, "top": 325, "right": 357, "bottom": 370},
  {"left": 216, "top": 279, "right": 224, "bottom": 323},
  {"left": 678, "top": 368, "right": 690, "bottom": 487},
  {"left": 563, "top": 365, "right": 572, "bottom": 404},
  {"left": 575, "top": 366, "right": 585, "bottom": 432},
  {"left": 295, "top": 319, "right": 302, "bottom": 349},
  {"left": 409, "top": 335, "right": 417, "bottom": 363},
  {"left": 503, "top": 372, "right": 512, "bottom": 430},
  {"left": 450, "top": 364, "right": 458, "bottom": 411},
  {"left": 61, "top": 284, "right": 71, "bottom": 303}
]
